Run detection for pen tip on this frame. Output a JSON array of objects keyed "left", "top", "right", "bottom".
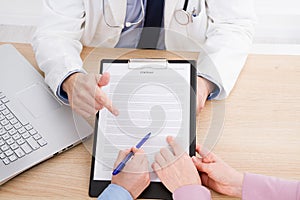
[{"left": 112, "top": 171, "right": 117, "bottom": 176}]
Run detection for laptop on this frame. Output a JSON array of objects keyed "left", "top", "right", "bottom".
[{"left": 0, "top": 44, "right": 93, "bottom": 185}]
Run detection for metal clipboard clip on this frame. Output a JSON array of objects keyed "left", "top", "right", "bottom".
[{"left": 128, "top": 58, "right": 168, "bottom": 69}]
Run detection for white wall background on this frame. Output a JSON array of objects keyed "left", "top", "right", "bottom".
[
  {"left": 254, "top": 0, "right": 300, "bottom": 44},
  {"left": 0, "top": 0, "right": 42, "bottom": 26},
  {"left": 0, "top": 0, "right": 300, "bottom": 54}
]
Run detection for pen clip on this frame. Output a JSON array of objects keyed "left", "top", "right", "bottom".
[{"left": 192, "top": 7, "right": 197, "bottom": 17}]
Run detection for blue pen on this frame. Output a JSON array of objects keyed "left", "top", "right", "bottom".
[{"left": 112, "top": 132, "right": 151, "bottom": 176}]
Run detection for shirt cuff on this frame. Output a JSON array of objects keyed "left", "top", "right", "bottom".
[
  {"left": 56, "top": 69, "right": 86, "bottom": 105},
  {"left": 98, "top": 184, "right": 133, "bottom": 200},
  {"left": 173, "top": 185, "right": 211, "bottom": 200}
]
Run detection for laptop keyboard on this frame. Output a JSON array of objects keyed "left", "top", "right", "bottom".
[{"left": 0, "top": 92, "right": 47, "bottom": 165}]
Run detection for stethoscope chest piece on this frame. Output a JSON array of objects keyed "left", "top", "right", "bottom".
[{"left": 174, "top": 10, "right": 192, "bottom": 25}]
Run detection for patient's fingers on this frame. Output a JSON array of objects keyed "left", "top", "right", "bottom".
[
  {"left": 192, "top": 156, "right": 214, "bottom": 174},
  {"left": 132, "top": 148, "right": 146, "bottom": 164},
  {"left": 160, "top": 147, "right": 174, "bottom": 161},
  {"left": 196, "top": 144, "right": 217, "bottom": 163},
  {"left": 151, "top": 162, "right": 161, "bottom": 172},
  {"left": 166, "top": 136, "right": 183, "bottom": 156},
  {"left": 114, "top": 149, "right": 131, "bottom": 167}
]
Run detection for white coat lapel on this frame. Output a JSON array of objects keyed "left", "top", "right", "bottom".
[
  {"left": 100, "top": 0, "right": 126, "bottom": 47},
  {"left": 106, "top": 0, "right": 127, "bottom": 28},
  {"left": 164, "top": 0, "right": 180, "bottom": 29}
]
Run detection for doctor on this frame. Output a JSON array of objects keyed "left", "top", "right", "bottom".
[{"left": 32, "top": 0, "right": 256, "bottom": 118}]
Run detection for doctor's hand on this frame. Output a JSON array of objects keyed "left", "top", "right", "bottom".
[
  {"left": 192, "top": 145, "right": 244, "bottom": 198},
  {"left": 152, "top": 136, "right": 201, "bottom": 193},
  {"left": 112, "top": 148, "right": 150, "bottom": 199},
  {"left": 62, "top": 72, "right": 119, "bottom": 118},
  {"left": 197, "top": 77, "right": 215, "bottom": 113}
]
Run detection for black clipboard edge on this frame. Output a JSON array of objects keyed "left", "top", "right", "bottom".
[{"left": 89, "top": 59, "right": 197, "bottom": 199}]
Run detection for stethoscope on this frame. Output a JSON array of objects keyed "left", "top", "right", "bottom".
[
  {"left": 102, "top": 0, "right": 145, "bottom": 29},
  {"left": 174, "top": 0, "right": 197, "bottom": 25},
  {"left": 103, "top": 0, "right": 194, "bottom": 29}
]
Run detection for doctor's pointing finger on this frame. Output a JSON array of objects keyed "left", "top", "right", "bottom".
[{"left": 62, "top": 72, "right": 119, "bottom": 118}]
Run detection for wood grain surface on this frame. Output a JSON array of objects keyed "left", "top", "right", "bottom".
[{"left": 0, "top": 43, "right": 299, "bottom": 200}]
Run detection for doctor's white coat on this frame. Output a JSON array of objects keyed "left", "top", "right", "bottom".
[{"left": 32, "top": 0, "right": 256, "bottom": 101}]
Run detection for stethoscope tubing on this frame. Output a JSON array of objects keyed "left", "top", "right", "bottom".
[{"left": 103, "top": 0, "right": 192, "bottom": 28}]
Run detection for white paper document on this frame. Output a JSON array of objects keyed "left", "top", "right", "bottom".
[{"left": 94, "top": 61, "right": 192, "bottom": 181}]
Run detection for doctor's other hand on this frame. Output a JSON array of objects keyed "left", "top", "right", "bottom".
[
  {"left": 62, "top": 72, "right": 119, "bottom": 118},
  {"left": 112, "top": 148, "right": 150, "bottom": 199},
  {"left": 152, "top": 136, "right": 201, "bottom": 193},
  {"left": 197, "top": 77, "right": 215, "bottom": 113},
  {"left": 192, "top": 145, "right": 244, "bottom": 198}
]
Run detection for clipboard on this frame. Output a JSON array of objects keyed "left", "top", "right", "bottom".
[{"left": 89, "top": 59, "right": 197, "bottom": 199}]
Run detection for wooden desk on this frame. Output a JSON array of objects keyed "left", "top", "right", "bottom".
[{"left": 0, "top": 43, "right": 299, "bottom": 199}]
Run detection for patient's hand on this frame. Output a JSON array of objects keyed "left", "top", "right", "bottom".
[
  {"left": 112, "top": 148, "right": 150, "bottom": 199},
  {"left": 62, "top": 72, "right": 119, "bottom": 118},
  {"left": 192, "top": 145, "right": 244, "bottom": 198},
  {"left": 152, "top": 136, "right": 201, "bottom": 193}
]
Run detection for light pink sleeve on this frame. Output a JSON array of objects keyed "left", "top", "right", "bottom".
[
  {"left": 173, "top": 185, "right": 211, "bottom": 200},
  {"left": 242, "top": 173, "right": 300, "bottom": 200}
]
